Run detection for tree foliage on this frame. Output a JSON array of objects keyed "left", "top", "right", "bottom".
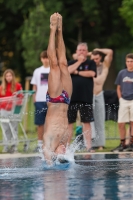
[
  {"left": 119, "top": 0, "right": 133, "bottom": 36},
  {"left": 21, "top": 0, "right": 63, "bottom": 73},
  {"left": 0, "top": 0, "right": 34, "bottom": 81},
  {"left": 21, "top": 1, "right": 49, "bottom": 73},
  {"left": 0, "top": 0, "right": 133, "bottom": 78}
]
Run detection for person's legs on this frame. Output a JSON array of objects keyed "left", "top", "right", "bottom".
[
  {"left": 118, "top": 123, "right": 126, "bottom": 139},
  {"left": 80, "top": 103, "right": 94, "bottom": 152},
  {"left": 125, "top": 125, "right": 131, "bottom": 145},
  {"left": 2, "top": 124, "right": 18, "bottom": 153},
  {"left": 118, "top": 122, "right": 126, "bottom": 148},
  {"left": 91, "top": 96, "right": 96, "bottom": 140},
  {"left": 93, "top": 92, "right": 105, "bottom": 150},
  {"left": 37, "top": 125, "right": 44, "bottom": 146},
  {"left": 67, "top": 102, "right": 78, "bottom": 144},
  {"left": 82, "top": 122, "right": 92, "bottom": 150},
  {"left": 112, "top": 98, "right": 129, "bottom": 152},
  {"left": 129, "top": 100, "right": 133, "bottom": 139},
  {"left": 112, "top": 122, "right": 127, "bottom": 152},
  {"left": 76, "top": 111, "right": 82, "bottom": 137},
  {"left": 9, "top": 121, "right": 19, "bottom": 152},
  {"left": 121, "top": 122, "right": 133, "bottom": 151},
  {"left": 1, "top": 110, "right": 12, "bottom": 152},
  {"left": 129, "top": 122, "right": 133, "bottom": 145},
  {"left": 67, "top": 123, "right": 74, "bottom": 145},
  {"left": 125, "top": 100, "right": 133, "bottom": 150},
  {"left": 37, "top": 125, "right": 44, "bottom": 140},
  {"left": 34, "top": 102, "right": 47, "bottom": 151},
  {"left": 130, "top": 122, "right": 133, "bottom": 137},
  {"left": 56, "top": 13, "right": 72, "bottom": 97},
  {"left": 47, "top": 13, "right": 62, "bottom": 97},
  {"left": 2, "top": 123, "right": 11, "bottom": 152}
]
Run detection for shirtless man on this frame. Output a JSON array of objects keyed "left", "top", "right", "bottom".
[
  {"left": 91, "top": 48, "right": 113, "bottom": 150},
  {"left": 42, "top": 13, "right": 72, "bottom": 164}
]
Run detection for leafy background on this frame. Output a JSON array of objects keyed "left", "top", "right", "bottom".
[{"left": 0, "top": 0, "right": 133, "bottom": 88}]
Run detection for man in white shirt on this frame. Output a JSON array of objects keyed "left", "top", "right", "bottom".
[{"left": 31, "top": 51, "right": 50, "bottom": 152}]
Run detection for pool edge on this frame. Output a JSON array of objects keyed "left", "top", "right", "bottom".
[{"left": 0, "top": 151, "right": 133, "bottom": 159}]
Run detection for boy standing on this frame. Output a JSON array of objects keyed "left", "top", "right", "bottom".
[
  {"left": 31, "top": 51, "right": 50, "bottom": 152},
  {"left": 113, "top": 53, "right": 133, "bottom": 152}
]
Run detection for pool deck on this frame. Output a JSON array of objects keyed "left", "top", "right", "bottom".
[{"left": 0, "top": 151, "right": 133, "bottom": 159}]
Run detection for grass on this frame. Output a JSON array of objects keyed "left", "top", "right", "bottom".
[{"left": 104, "top": 120, "right": 119, "bottom": 152}]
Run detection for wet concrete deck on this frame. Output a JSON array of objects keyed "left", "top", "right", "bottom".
[{"left": 0, "top": 151, "right": 133, "bottom": 159}]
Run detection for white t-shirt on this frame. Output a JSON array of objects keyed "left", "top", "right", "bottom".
[{"left": 31, "top": 65, "right": 50, "bottom": 102}]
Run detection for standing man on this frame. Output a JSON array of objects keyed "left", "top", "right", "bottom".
[
  {"left": 112, "top": 53, "right": 133, "bottom": 152},
  {"left": 31, "top": 51, "right": 50, "bottom": 152},
  {"left": 67, "top": 43, "right": 96, "bottom": 152},
  {"left": 90, "top": 48, "right": 113, "bottom": 150}
]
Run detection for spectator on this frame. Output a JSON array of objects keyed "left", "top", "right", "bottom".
[
  {"left": 90, "top": 48, "right": 113, "bottom": 150},
  {"left": 0, "top": 69, "right": 22, "bottom": 153},
  {"left": 31, "top": 50, "right": 50, "bottom": 152},
  {"left": 67, "top": 43, "right": 96, "bottom": 152},
  {"left": 112, "top": 53, "right": 133, "bottom": 152}
]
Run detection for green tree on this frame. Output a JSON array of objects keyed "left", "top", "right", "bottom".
[
  {"left": 119, "top": 0, "right": 133, "bottom": 36},
  {"left": 0, "top": 0, "right": 34, "bottom": 86},
  {"left": 21, "top": 1, "right": 49, "bottom": 74},
  {"left": 1, "top": 0, "right": 133, "bottom": 78},
  {"left": 21, "top": 0, "right": 63, "bottom": 74}
]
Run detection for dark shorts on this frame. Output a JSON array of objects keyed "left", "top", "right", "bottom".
[
  {"left": 68, "top": 102, "right": 94, "bottom": 123},
  {"left": 34, "top": 102, "right": 47, "bottom": 125}
]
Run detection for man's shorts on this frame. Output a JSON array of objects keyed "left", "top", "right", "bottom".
[
  {"left": 68, "top": 102, "right": 94, "bottom": 123},
  {"left": 118, "top": 98, "right": 133, "bottom": 123},
  {"left": 34, "top": 102, "right": 47, "bottom": 125}
]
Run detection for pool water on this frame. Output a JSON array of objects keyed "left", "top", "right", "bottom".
[{"left": 0, "top": 153, "right": 133, "bottom": 200}]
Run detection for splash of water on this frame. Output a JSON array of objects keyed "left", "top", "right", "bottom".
[
  {"left": 66, "top": 134, "right": 84, "bottom": 157},
  {"left": 39, "top": 134, "right": 84, "bottom": 168}
]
